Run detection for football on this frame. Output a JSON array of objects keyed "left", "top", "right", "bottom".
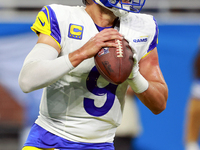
[{"left": 94, "top": 39, "right": 134, "bottom": 85}]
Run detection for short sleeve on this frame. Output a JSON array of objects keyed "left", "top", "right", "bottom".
[
  {"left": 31, "top": 5, "right": 61, "bottom": 48},
  {"left": 147, "top": 17, "right": 158, "bottom": 52}
]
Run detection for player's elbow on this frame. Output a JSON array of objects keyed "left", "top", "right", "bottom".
[
  {"left": 18, "top": 75, "right": 34, "bottom": 93},
  {"left": 18, "top": 79, "right": 32, "bottom": 93},
  {"left": 151, "top": 96, "right": 167, "bottom": 115},
  {"left": 151, "top": 103, "right": 166, "bottom": 115},
  {"left": 151, "top": 86, "right": 168, "bottom": 115}
]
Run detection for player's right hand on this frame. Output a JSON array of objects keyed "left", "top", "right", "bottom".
[
  {"left": 69, "top": 28, "right": 123, "bottom": 67},
  {"left": 79, "top": 28, "right": 123, "bottom": 59}
]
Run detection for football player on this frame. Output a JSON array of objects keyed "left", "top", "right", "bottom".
[
  {"left": 18, "top": 0, "right": 168, "bottom": 149},
  {"left": 185, "top": 44, "right": 200, "bottom": 150}
]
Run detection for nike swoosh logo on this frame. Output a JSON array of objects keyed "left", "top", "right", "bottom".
[{"left": 38, "top": 17, "right": 45, "bottom": 26}]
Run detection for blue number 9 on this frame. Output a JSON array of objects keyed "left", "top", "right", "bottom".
[{"left": 84, "top": 66, "right": 118, "bottom": 117}]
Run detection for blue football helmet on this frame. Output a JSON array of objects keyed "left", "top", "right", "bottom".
[{"left": 93, "top": 0, "right": 146, "bottom": 16}]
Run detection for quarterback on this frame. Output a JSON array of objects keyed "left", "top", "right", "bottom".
[{"left": 18, "top": 0, "right": 168, "bottom": 149}]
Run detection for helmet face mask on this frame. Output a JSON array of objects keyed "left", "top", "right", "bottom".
[{"left": 93, "top": 0, "right": 146, "bottom": 16}]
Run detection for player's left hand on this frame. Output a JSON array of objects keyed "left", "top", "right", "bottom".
[
  {"left": 126, "top": 43, "right": 149, "bottom": 94},
  {"left": 128, "top": 44, "right": 139, "bottom": 79}
]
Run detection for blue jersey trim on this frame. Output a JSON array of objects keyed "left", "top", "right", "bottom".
[
  {"left": 147, "top": 17, "right": 158, "bottom": 52},
  {"left": 41, "top": 5, "right": 61, "bottom": 45},
  {"left": 95, "top": 24, "right": 112, "bottom": 32},
  {"left": 24, "top": 123, "right": 114, "bottom": 150}
]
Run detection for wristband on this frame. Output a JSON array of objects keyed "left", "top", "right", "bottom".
[
  {"left": 64, "top": 54, "right": 75, "bottom": 70},
  {"left": 127, "top": 72, "right": 149, "bottom": 93}
]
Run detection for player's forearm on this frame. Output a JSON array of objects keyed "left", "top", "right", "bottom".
[
  {"left": 68, "top": 48, "right": 88, "bottom": 67},
  {"left": 136, "top": 80, "right": 168, "bottom": 114},
  {"left": 19, "top": 43, "right": 74, "bottom": 93}
]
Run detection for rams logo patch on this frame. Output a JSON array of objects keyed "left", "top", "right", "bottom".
[
  {"left": 133, "top": 38, "right": 148, "bottom": 43},
  {"left": 68, "top": 24, "right": 84, "bottom": 40}
]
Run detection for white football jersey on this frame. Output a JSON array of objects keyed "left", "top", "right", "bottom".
[{"left": 31, "top": 4, "right": 158, "bottom": 143}]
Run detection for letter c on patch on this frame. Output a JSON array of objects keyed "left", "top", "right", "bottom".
[{"left": 68, "top": 24, "right": 84, "bottom": 40}]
